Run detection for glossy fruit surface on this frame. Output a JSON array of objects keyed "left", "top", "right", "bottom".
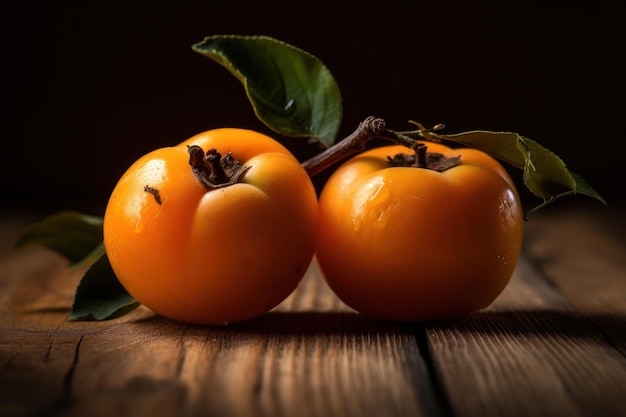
[
  {"left": 103, "top": 128, "right": 318, "bottom": 325},
  {"left": 316, "top": 141, "right": 524, "bottom": 321}
]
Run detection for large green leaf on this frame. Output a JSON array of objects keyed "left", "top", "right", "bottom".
[
  {"left": 68, "top": 243, "right": 139, "bottom": 321},
  {"left": 15, "top": 211, "right": 104, "bottom": 265},
  {"left": 425, "top": 130, "right": 606, "bottom": 205},
  {"left": 193, "top": 35, "right": 342, "bottom": 148}
]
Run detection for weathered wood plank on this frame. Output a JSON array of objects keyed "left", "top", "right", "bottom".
[
  {"left": 423, "top": 205, "right": 626, "bottom": 417},
  {"left": 2, "top": 206, "right": 625, "bottom": 417},
  {"left": 524, "top": 204, "right": 626, "bottom": 355},
  {"left": 0, "top": 234, "right": 439, "bottom": 417}
]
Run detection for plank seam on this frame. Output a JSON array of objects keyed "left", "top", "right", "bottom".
[{"left": 414, "top": 325, "right": 456, "bottom": 417}]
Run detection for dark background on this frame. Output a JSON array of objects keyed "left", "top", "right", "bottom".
[{"left": 3, "top": 0, "right": 624, "bottom": 216}]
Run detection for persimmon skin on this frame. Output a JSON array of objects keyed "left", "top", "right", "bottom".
[
  {"left": 316, "top": 142, "right": 524, "bottom": 322},
  {"left": 103, "top": 128, "right": 318, "bottom": 325}
]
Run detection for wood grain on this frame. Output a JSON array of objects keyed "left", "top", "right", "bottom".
[
  {"left": 1, "top": 205, "right": 625, "bottom": 417},
  {"left": 423, "top": 205, "right": 626, "bottom": 417},
  {"left": 0, "top": 245, "right": 439, "bottom": 417},
  {"left": 524, "top": 205, "right": 626, "bottom": 356}
]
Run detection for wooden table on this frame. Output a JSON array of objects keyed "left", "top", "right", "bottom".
[{"left": 1, "top": 202, "right": 625, "bottom": 417}]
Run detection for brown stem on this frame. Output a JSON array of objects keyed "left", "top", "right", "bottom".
[
  {"left": 302, "top": 116, "right": 418, "bottom": 177},
  {"left": 303, "top": 117, "right": 462, "bottom": 175},
  {"left": 413, "top": 143, "right": 428, "bottom": 169}
]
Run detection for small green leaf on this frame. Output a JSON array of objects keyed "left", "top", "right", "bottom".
[
  {"left": 426, "top": 130, "right": 606, "bottom": 206},
  {"left": 15, "top": 211, "right": 104, "bottom": 265},
  {"left": 193, "top": 35, "right": 342, "bottom": 148},
  {"left": 68, "top": 244, "right": 139, "bottom": 321}
]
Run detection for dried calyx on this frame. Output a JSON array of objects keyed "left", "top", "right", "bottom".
[
  {"left": 187, "top": 145, "right": 250, "bottom": 189},
  {"left": 387, "top": 143, "right": 461, "bottom": 172}
]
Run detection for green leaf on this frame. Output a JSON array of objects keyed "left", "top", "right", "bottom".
[
  {"left": 192, "top": 35, "right": 342, "bottom": 148},
  {"left": 16, "top": 211, "right": 139, "bottom": 321},
  {"left": 426, "top": 130, "right": 606, "bottom": 205},
  {"left": 68, "top": 243, "right": 140, "bottom": 321},
  {"left": 15, "top": 211, "right": 104, "bottom": 265}
]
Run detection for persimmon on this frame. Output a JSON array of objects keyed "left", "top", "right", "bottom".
[
  {"left": 316, "top": 141, "right": 524, "bottom": 321},
  {"left": 103, "top": 128, "right": 318, "bottom": 325}
]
